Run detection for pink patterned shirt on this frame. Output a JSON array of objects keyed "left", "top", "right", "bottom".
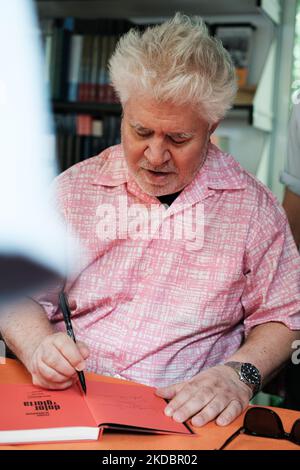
[{"left": 37, "top": 143, "right": 300, "bottom": 387}]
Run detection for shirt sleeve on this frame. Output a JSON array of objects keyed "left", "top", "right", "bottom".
[
  {"left": 280, "top": 104, "right": 300, "bottom": 196},
  {"left": 242, "top": 195, "right": 300, "bottom": 336},
  {"left": 32, "top": 279, "right": 64, "bottom": 321}
]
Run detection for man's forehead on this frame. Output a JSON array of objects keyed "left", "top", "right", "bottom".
[
  {"left": 122, "top": 97, "right": 211, "bottom": 135},
  {"left": 126, "top": 112, "right": 198, "bottom": 133},
  {"left": 130, "top": 121, "right": 195, "bottom": 136}
]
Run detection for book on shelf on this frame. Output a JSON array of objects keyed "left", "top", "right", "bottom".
[
  {"left": 0, "top": 379, "right": 195, "bottom": 444},
  {"left": 53, "top": 113, "right": 121, "bottom": 171},
  {"left": 68, "top": 34, "right": 83, "bottom": 101},
  {"left": 40, "top": 18, "right": 134, "bottom": 104},
  {"left": 38, "top": 18, "right": 158, "bottom": 170}
]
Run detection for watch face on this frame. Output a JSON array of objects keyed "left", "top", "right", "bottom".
[{"left": 241, "top": 363, "right": 261, "bottom": 385}]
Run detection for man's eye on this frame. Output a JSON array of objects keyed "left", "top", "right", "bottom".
[
  {"left": 169, "top": 136, "right": 188, "bottom": 144},
  {"left": 136, "top": 131, "right": 151, "bottom": 138}
]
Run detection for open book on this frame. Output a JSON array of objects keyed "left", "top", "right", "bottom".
[{"left": 0, "top": 379, "right": 194, "bottom": 444}]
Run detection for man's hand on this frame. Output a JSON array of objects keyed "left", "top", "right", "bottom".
[
  {"left": 28, "top": 332, "right": 90, "bottom": 390},
  {"left": 155, "top": 365, "right": 252, "bottom": 427}
]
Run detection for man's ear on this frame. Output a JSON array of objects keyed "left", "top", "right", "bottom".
[{"left": 209, "top": 121, "right": 220, "bottom": 136}]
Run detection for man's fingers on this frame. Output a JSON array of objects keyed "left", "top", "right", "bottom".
[
  {"left": 165, "top": 383, "right": 215, "bottom": 421},
  {"left": 171, "top": 394, "right": 213, "bottom": 424},
  {"left": 39, "top": 341, "right": 80, "bottom": 377},
  {"left": 32, "top": 374, "right": 73, "bottom": 390},
  {"left": 156, "top": 382, "right": 186, "bottom": 399},
  {"left": 29, "top": 332, "right": 88, "bottom": 391},
  {"left": 52, "top": 333, "right": 86, "bottom": 371},
  {"left": 170, "top": 395, "right": 242, "bottom": 427},
  {"left": 36, "top": 360, "right": 76, "bottom": 384},
  {"left": 156, "top": 367, "right": 252, "bottom": 428},
  {"left": 77, "top": 340, "right": 90, "bottom": 360},
  {"left": 190, "top": 397, "right": 228, "bottom": 427},
  {"left": 215, "top": 399, "right": 244, "bottom": 426}
]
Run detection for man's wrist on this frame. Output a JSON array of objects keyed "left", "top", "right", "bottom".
[{"left": 223, "top": 361, "right": 262, "bottom": 397}]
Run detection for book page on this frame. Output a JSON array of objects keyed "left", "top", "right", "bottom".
[
  {"left": 85, "top": 380, "right": 192, "bottom": 434},
  {"left": 0, "top": 383, "right": 96, "bottom": 432}
]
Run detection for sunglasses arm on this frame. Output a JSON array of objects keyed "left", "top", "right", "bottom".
[{"left": 217, "top": 426, "right": 244, "bottom": 450}]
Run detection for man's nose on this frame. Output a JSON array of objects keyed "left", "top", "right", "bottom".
[{"left": 144, "top": 139, "right": 171, "bottom": 168}]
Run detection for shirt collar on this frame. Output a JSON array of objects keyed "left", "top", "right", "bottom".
[
  {"left": 91, "top": 143, "right": 247, "bottom": 196},
  {"left": 92, "top": 145, "right": 129, "bottom": 187},
  {"left": 204, "top": 143, "right": 247, "bottom": 191}
]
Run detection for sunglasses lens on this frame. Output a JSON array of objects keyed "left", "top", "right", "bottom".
[
  {"left": 291, "top": 420, "right": 300, "bottom": 444},
  {"left": 244, "top": 408, "right": 284, "bottom": 438}
]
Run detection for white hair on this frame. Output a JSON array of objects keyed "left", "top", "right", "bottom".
[{"left": 109, "top": 12, "right": 237, "bottom": 124}]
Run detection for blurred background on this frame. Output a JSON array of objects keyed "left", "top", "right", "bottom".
[{"left": 34, "top": 0, "right": 299, "bottom": 203}]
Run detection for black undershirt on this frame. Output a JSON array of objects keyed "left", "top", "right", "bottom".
[{"left": 157, "top": 190, "right": 182, "bottom": 207}]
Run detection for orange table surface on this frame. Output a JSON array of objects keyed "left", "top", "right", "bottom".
[{"left": 0, "top": 359, "right": 299, "bottom": 450}]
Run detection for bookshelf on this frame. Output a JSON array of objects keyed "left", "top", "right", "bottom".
[
  {"left": 35, "top": 0, "right": 295, "bottom": 200},
  {"left": 39, "top": 15, "right": 135, "bottom": 170},
  {"left": 52, "top": 101, "right": 121, "bottom": 116},
  {"left": 36, "top": 0, "right": 281, "bottom": 23},
  {"left": 202, "top": 1, "right": 296, "bottom": 199},
  {"left": 53, "top": 91, "right": 255, "bottom": 122}
]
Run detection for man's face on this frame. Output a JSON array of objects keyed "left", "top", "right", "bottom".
[{"left": 121, "top": 96, "right": 214, "bottom": 197}]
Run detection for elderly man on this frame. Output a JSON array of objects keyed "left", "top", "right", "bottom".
[{"left": 1, "top": 13, "right": 300, "bottom": 428}]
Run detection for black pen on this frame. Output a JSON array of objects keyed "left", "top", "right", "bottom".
[{"left": 59, "top": 291, "right": 87, "bottom": 395}]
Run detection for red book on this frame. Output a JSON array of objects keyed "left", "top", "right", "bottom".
[{"left": 0, "top": 379, "right": 194, "bottom": 444}]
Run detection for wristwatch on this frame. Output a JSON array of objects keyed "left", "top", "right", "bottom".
[{"left": 224, "top": 361, "right": 261, "bottom": 397}]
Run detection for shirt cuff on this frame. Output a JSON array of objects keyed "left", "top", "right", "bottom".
[{"left": 280, "top": 171, "right": 300, "bottom": 196}]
